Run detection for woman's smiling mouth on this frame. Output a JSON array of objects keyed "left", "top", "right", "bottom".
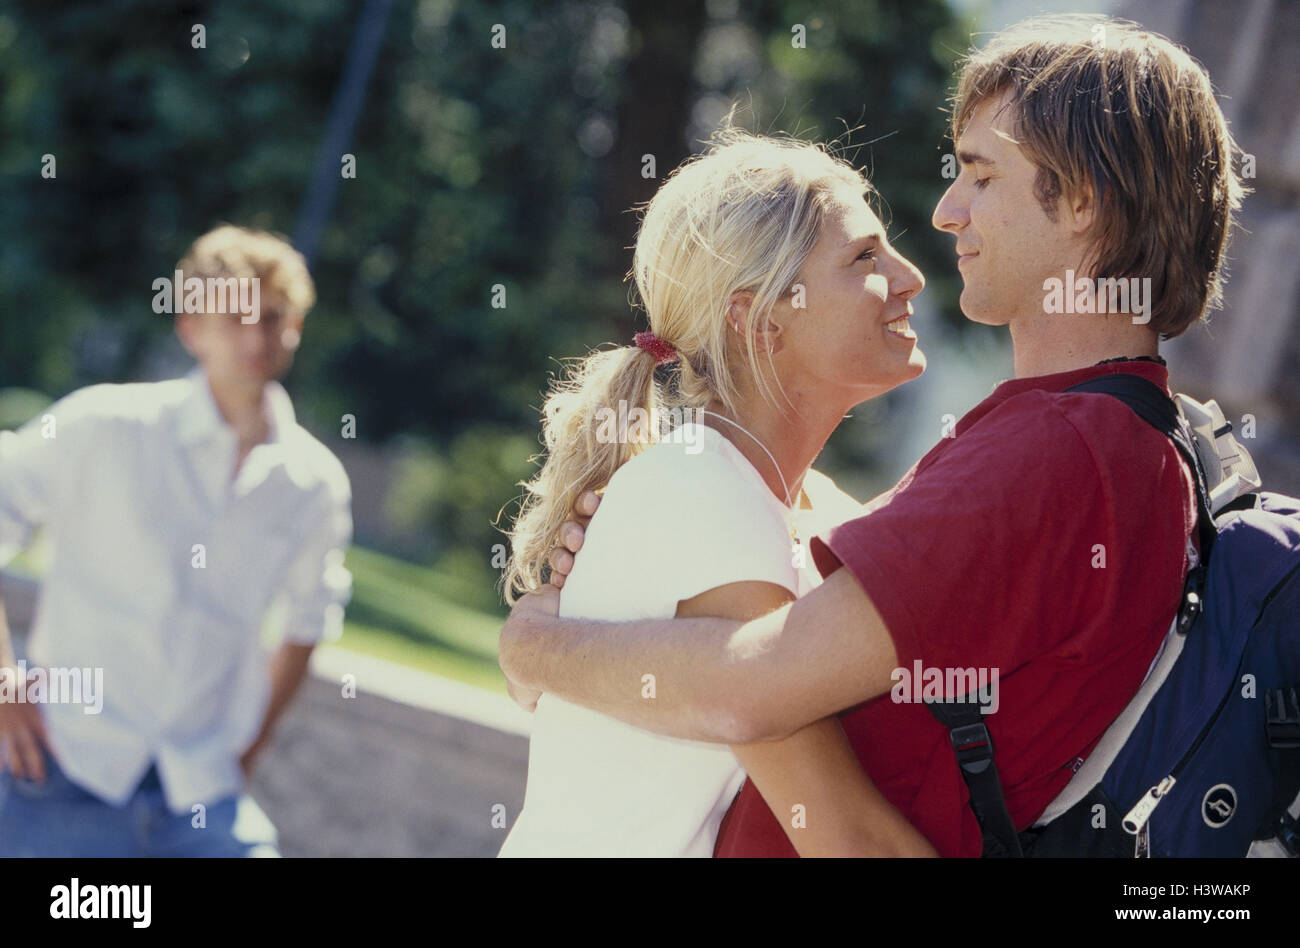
[{"left": 885, "top": 314, "right": 916, "bottom": 338}]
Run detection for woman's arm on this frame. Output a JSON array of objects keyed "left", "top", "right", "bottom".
[
  {"left": 677, "top": 581, "right": 936, "bottom": 857},
  {"left": 729, "top": 718, "right": 938, "bottom": 857}
]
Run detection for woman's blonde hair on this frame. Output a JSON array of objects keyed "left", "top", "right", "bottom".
[{"left": 502, "top": 126, "right": 870, "bottom": 603}]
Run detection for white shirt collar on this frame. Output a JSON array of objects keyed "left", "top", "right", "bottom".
[{"left": 174, "top": 367, "right": 296, "bottom": 448}]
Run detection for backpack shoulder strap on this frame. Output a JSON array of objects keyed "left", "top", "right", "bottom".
[
  {"left": 1064, "top": 373, "right": 1218, "bottom": 563},
  {"left": 927, "top": 371, "right": 1217, "bottom": 857},
  {"left": 923, "top": 698, "right": 1024, "bottom": 857}
]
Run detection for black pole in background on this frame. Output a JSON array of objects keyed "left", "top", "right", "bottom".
[{"left": 294, "top": 0, "right": 393, "bottom": 269}]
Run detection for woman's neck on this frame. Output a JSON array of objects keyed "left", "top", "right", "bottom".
[{"left": 702, "top": 390, "right": 847, "bottom": 510}]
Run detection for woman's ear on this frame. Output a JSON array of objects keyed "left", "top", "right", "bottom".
[
  {"left": 725, "top": 291, "right": 753, "bottom": 336},
  {"left": 726, "top": 291, "right": 783, "bottom": 353},
  {"left": 754, "top": 320, "right": 783, "bottom": 354}
]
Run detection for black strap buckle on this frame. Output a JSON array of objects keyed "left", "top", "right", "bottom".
[
  {"left": 951, "top": 722, "right": 994, "bottom": 774},
  {"left": 1265, "top": 688, "right": 1300, "bottom": 749},
  {"left": 1176, "top": 566, "right": 1206, "bottom": 635}
]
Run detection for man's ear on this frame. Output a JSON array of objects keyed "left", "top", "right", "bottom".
[
  {"left": 174, "top": 313, "right": 201, "bottom": 358},
  {"left": 727, "top": 291, "right": 784, "bottom": 354},
  {"left": 1064, "top": 180, "right": 1097, "bottom": 237},
  {"left": 281, "top": 317, "right": 304, "bottom": 352}
]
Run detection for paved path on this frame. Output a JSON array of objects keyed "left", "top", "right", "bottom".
[{"left": 249, "top": 649, "right": 529, "bottom": 857}]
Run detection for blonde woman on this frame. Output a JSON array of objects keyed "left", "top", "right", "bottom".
[{"left": 498, "top": 129, "right": 936, "bottom": 857}]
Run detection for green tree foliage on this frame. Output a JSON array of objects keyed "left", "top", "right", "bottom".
[{"left": 0, "top": 0, "right": 965, "bottom": 591}]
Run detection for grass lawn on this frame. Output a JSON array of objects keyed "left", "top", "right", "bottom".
[{"left": 335, "top": 546, "right": 508, "bottom": 694}]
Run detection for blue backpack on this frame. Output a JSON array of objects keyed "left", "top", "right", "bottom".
[{"left": 926, "top": 373, "right": 1300, "bottom": 858}]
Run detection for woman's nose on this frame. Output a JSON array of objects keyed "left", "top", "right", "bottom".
[{"left": 887, "top": 252, "right": 926, "bottom": 301}]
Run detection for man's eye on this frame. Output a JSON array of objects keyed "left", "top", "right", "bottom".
[{"left": 974, "top": 177, "right": 991, "bottom": 190}]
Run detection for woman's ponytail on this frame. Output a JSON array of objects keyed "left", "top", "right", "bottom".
[{"left": 502, "top": 343, "right": 663, "bottom": 603}]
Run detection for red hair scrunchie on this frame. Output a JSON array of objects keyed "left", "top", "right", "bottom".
[{"left": 633, "top": 331, "right": 679, "bottom": 366}]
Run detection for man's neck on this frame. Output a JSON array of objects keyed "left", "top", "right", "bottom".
[
  {"left": 206, "top": 373, "right": 271, "bottom": 449},
  {"left": 1010, "top": 312, "right": 1160, "bottom": 379}
]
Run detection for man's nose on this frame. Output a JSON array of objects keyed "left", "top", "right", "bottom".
[
  {"left": 932, "top": 180, "right": 967, "bottom": 234},
  {"left": 239, "top": 321, "right": 272, "bottom": 354}
]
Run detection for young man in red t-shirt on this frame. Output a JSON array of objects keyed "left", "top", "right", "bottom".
[{"left": 499, "top": 15, "right": 1245, "bottom": 857}]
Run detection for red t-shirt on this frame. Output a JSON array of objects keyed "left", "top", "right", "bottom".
[{"left": 714, "top": 361, "right": 1198, "bottom": 858}]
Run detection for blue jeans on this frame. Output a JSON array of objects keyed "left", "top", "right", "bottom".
[{"left": 0, "top": 755, "right": 279, "bottom": 858}]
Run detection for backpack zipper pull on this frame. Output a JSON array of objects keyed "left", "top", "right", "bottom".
[
  {"left": 1134, "top": 821, "right": 1151, "bottom": 858},
  {"left": 1123, "top": 775, "right": 1177, "bottom": 835}
]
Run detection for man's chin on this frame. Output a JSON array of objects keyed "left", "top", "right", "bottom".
[
  {"left": 958, "top": 291, "right": 1012, "bottom": 327},
  {"left": 244, "top": 361, "right": 291, "bottom": 384}
]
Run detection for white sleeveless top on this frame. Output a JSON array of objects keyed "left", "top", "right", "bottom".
[{"left": 498, "top": 422, "right": 862, "bottom": 857}]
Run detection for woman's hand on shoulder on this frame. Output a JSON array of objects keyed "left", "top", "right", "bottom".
[{"left": 547, "top": 490, "right": 601, "bottom": 588}]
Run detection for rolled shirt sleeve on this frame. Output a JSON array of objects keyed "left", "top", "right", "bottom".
[{"left": 280, "top": 477, "right": 354, "bottom": 646}]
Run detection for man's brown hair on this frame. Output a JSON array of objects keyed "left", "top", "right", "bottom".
[
  {"left": 951, "top": 14, "right": 1248, "bottom": 338},
  {"left": 176, "top": 225, "right": 315, "bottom": 315}
]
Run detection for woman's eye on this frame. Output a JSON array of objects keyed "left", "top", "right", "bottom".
[{"left": 857, "top": 248, "right": 877, "bottom": 262}]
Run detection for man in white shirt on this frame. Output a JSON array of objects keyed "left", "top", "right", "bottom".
[{"left": 0, "top": 225, "right": 353, "bottom": 857}]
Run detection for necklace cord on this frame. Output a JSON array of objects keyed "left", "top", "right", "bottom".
[{"left": 698, "top": 411, "right": 802, "bottom": 537}]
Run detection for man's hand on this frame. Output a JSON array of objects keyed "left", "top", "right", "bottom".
[
  {"left": 0, "top": 665, "right": 52, "bottom": 782},
  {"left": 546, "top": 490, "right": 600, "bottom": 589},
  {"left": 239, "top": 641, "right": 313, "bottom": 782},
  {"left": 498, "top": 484, "right": 593, "bottom": 710},
  {"left": 239, "top": 736, "right": 270, "bottom": 779},
  {"left": 499, "top": 584, "right": 561, "bottom": 711}
]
